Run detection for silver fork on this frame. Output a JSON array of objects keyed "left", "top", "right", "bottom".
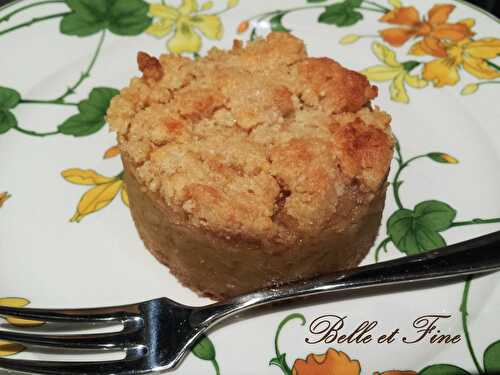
[{"left": 1, "top": 230, "right": 500, "bottom": 374}]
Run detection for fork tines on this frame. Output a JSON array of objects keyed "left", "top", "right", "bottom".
[{"left": 0, "top": 304, "right": 146, "bottom": 374}]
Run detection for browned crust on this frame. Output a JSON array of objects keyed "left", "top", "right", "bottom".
[
  {"left": 137, "top": 52, "right": 163, "bottom": 82},
  {"left": 296, "top": 57, "right": 378, "bottom": 114}
]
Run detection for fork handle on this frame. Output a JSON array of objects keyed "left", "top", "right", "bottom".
[{"left": 194, "top": 230, "right": 500, "bottom": 327}]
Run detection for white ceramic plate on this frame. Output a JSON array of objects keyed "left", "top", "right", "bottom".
[{"left": 1, "top": 0, "right": 500, "bottom": 373}]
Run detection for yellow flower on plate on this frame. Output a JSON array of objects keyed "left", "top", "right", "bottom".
[
  {"left": 201, "top": 1, "right": 214, "bottom": 10},
  {"left": 62, "top": 169, "right": 128, "bottom": 223},
  {"left": 362, "top": 42, "right": 427, "bottom": 103},
  {"left": 146, "top": 0, "right": 224, "bottom": 54},
  {"left": 387, "top": 0, "right": 402, "bottom": 8},
  {"left": 0, "top": 340, "right": 24, "bottom": 357},
  {"left": 441, "top": 154, "right": 459, "bottom": 164},
  {"left": 0, "top": 297, "right": 45, "bottom": 357},
  {"left": 0, "top": 297, "right": 44, "bottom": 327},
  {"left": 292, "top": 348, "right": 361, "bottom": 375},
  {"left": 339, "top": 34, "right": 361, "bottom": 45},
  {"left": 121, "top": 185, "right": 130, "bottom": 207},
  {"left": 461, "top": 83, "right": 479, "bottom": 95},
  {"left": 422, "top": 38, "right": 500, "bottom": 87}
]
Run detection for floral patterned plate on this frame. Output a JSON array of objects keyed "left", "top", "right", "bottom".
[{"left": 1, "top": 0, "right": 500, "bottom": 374}]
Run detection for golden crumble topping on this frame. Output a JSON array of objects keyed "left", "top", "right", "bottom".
[{"left": 107, "top": 32, "right": 393, "bottom": 243}]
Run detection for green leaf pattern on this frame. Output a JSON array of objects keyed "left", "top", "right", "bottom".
[
  {"left": 0, "top": 110, "right": 17, "bottom": 134},
  {"left": 318, "top": 1, "right": 364, "bottom": 27},
  {"left": 484, "top": 340, "right": 500, "bottom": 373},
  {"left": 60, "top": 0, "right": 151, "bottom": 37},
  {"left": 270, "top": 13, "right": 291, "bottom": 33},
  {"left": 58, "top": 87, "right": 119, "bottom": 136},
  {"left": 414, "top": 201, "right": 457, "bottom": 232},
  {"left": 387, "top": 200, "right": 455, "bottom": 255},
  {"left": 0, "top": 86, "right": 21, "bottom": 134},
  {"left": 192, "top": 336, "right": 216, "bottom": 361},
  {"left": 419, "top": 364, "right": 470, "bottom": 375},
  {"left": 0, "top": 87, "right": 21, "bottom": 110}
]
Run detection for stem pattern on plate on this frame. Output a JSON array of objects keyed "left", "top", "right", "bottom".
[
  {"left": 374, "top": 236, "right": 391, "bottom": 262},
  {"left": 451, "top": 218, "right": 500, "bottom": 227},
  {"left": 0, "top": 0, "right": 65, "bottom": 23},
  {"left": 13, "top": 125, "right": 60, "bottom": 137},
  {"left": 19, "top": 99, "right": 78, "bottom": 106},
  {"left": 53, "top": 30, "right": 106, "bottom": 102},
  {"left": 391, "top": 147, "right": 427, "bottom": 210},
  {"left": 211, "top": 359, "right": 221, "bottom": 375},
  {"left": 0, "top": 30, "right": 110, "bottom": 138},
  {"left": 269, "top": 313, "right": 306, "bottom": 375},
  {"left": 242, "top": 0, "right": 389, "bottom": 40},
  {"left": 0, "top": 11, "right": 70, "bottom": 36},
  {"left": 460, "top": 277, "right": 484, "bottom": 374}
]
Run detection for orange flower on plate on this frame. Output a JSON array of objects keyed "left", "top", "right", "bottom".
[
  {"left": 103, "top": 144, "right": 121, "bottom": 159},
  {"left": 423, "top": 38, "right": 500, "bottom": 87},
  {"left": 237, "top": 20, "right": 249, "bottom": 33},
  {"left": 379, "top": 4, "right": 473, "bottom": 56},
  {"left": 292, "top": 348, "right": 361, "bottom": 375},
  {"left": 0, "top": 192, "right": 11, "bottom": 208}
]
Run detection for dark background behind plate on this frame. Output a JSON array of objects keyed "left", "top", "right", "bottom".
[
  {"left": 471, "top": 0, "right": 500, "bottom": 15},
  {"left": 0, "top": 0, "right": 499, "bottom": 17},
  {"left": 460, "top": 0, "right": 500, "bottom": 16}
]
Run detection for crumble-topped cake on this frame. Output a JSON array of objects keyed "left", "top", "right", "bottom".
[{"left": 107, "top": 32, "right": 394, "bottom": 300}]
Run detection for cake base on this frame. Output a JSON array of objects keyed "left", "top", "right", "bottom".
[{"left": 123, "top": 155, "right": 387, "bottom": 301}]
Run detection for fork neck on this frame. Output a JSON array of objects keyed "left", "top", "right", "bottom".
[{"left": 190, "top": 291, "right": 279, "bottom": 328}]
